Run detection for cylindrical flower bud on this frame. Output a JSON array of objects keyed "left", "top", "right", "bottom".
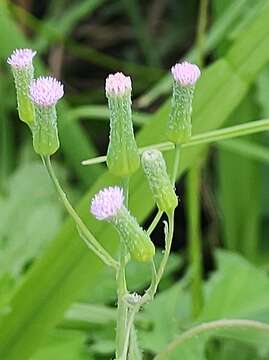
[
  {"left": 105, "top": 73, "right": 140, "bottom": 177},
  {"left": 91, "top": 187, "right": 155, "bottom": 262},
  {"left": 29, "top": 76, "right": 64, "bottom": 156},
  {"left": 7, "top": 48, "right": 36, "bottom": 125},
  {"left": 142, "top": 150, "right": 178, "bottom": 213},
  {"left": 167, "top": 62, "right": 200, "bottom": 144}
]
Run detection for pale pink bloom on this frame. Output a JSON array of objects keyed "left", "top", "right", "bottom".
[
  {"left": 29, "top": 76, "right": 64, "bottom": 107},
  {"left": 105, "top": 72, "right": 132, "bottom": 96},
  {"left": 7, "top": 48, "right": 36, "bottom": 69},
  {"left": 91, "top": 186, "right": 124, "bottom": 220},
  {"left": 171, "top": 61, "right": 201, "bottom": 86}
]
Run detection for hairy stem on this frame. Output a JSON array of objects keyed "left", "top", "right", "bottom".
[
  {"left": 154, "top": 319, "right": 269, "bottom": 360},
  {"left": 42, "top": 155, "right": 118, "bottom": 270},
  {"left": 115, "top": 177, "right": 130, "bottom": 359},
  {"left": 82, "top": 118, "right": 269, "bottom": 166}
]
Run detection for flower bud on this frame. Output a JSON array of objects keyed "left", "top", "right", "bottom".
[
  {"left": 29, "top": 76, "right": 64, "bottom": 156},
  {"left": 142, "top": 150, "right": 178, "bottom": 213},
  {"left": 7, "top": 48, "right": 36, "bottom": 125},
  {"left": 91, "top": 186, "right": 155, "bottom": 262},
  {"left": 105, "top": 73, "right": 140, "bottom": 177},
  {"left": 167, "top": 62, "right": 200, "bottom": 144}
]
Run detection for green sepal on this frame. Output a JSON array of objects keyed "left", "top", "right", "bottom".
[
  {"left": 106, "top": 93, "right": 140, "bottom": 176},
  {"left": 112, "top": 207, "right": 155, "bottom": 262},
  {"left": 142, "top": 150, "right": 178, "bottom": 213}
]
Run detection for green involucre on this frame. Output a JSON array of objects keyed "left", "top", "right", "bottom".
[
  {"left": 106, "top": 94, "right": 140, "bottom": 176},
  {"left": 32, "top": 105, "right": 60, "bottom": 156},
  {"left": 12, "top": 66, "right": 35, "bottom": 125},
  {"left": 112, "top": 207, "right": 155, "bottom": 262},
  {"left": 167, "top": 80, "right": 194, "bottom": 144},
  {"left": 142, "top": 150, "right": 178, "bottom": 213}
]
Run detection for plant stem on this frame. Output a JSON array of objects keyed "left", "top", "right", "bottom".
[
  {"left": 42, "top": 156, "right": 118, "bottom": 270},
  {"left": 122, "top": 211, "right": 175, "bottom": 355},
  {"left": 187, "top": 164, "right": 203, "bottom": 318},
  {"left": 116, "top": 245, "right": 128, "bottom": 360},
  {"left": 115, "top": 177, "right": 130, "bottom": 359},
  {"left": 154, "top": 319, "right": 269, "bottom": 360},
  {"left": 171, "top": 144, "right": 181, "bottom": 186},
  {"left": 82, "top": 118, "right": 269, "bottom": 166},
  {"left": 147, "top": 209, "right": 163, "bottom": 235}
]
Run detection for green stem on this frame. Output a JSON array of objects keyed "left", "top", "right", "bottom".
[
  {"left": 187, "top": 165, "right": 203, "bottom": 318},
  {"left": 154, "top": 319, "right": 269, "bottom": 360},
  {"left": 115, "top": 177, "right": 130, "bottom": 360},
  {"left": 147, "top": 209, "right": 163, "bottom": 235},
  {"left": 116, "top": 246, "right": 128, "bottom": 360},
  {"left": 122, "top": 211, "right": 175, "bottom": 358},
  {"left": 82, "top": 118, "right": 269, "bottom": 166},
  {"left": 42, "top": 156, "right": 119, "bottom": 270},
  {"left": 128, "top": 325, "right": 142, "bottom": 360},
  {"left": 195, "top": 0, "right": 208, "bottom": 67},
  {"left": 171, "top": 144, "right": 181, "bottom": 186}
]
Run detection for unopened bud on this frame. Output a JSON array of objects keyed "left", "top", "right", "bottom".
[
  {"left": 142, "top": 150, "right": 178, "bottom": 213},
  {"left": 91, "top": 186, "right": 155, "bottom": 262},
  {"left": 167, "top": 62, "right": 200, "bottom": 144},
  {"left": 29, "top": 76, "right": 64, "bottom": 156},
  {"left": 7, "top": 48, "right": 36, "bottom": 125},
  {"left": 105, "top": 73, "right": 140, "bottom": 176}
]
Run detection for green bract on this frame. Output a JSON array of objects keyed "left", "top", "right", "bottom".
[
  {"left": 106, "top": 91, "right": 140, "bottom": 177},
  {"left": 112, "top": 207, "right": 155, "bottom": 262},
  {"left": 32, "top": 105, "right": 60, "bottom": 156},
  {"left": 11, "top": 65, "right": 35, "bottom": 125},
  {"left": 142, "top": 149, "right": 178, "bottom": 213},
  {"left": 167, "top": 81, "right": 195, "bottom": 144}
]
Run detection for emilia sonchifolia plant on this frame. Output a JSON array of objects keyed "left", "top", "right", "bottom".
[{"left": 8, "top": 48, "right": 200, "bottom": 359}]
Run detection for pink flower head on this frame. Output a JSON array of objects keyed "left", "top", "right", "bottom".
[
  {"left": 171, "top": 61, "right": 201, "bottom": 87},
  {"left": 91, "top": 186, "right": 124, "bottom": 220},
  {"left": 7, "top": 48, "right": 36, "bottom": 69},
  {"left": 105, "top": 72, "right": 132, "bottom": 96},
  {"left": 29, "top": 76, "right": 64, "bottom": 107}
]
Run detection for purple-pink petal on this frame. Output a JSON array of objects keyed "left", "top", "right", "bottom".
[
  {"left": 29, "top": 76, "right": 64, "bottom": 107},
  {"left": 7, "top": 48, "right": 36, "bottom": 69},
  {"left": 91, "top": 186, "right": 124, "bottom": 220},
  {"left": 105, "top": 72, "right": 132, "bottom": 96},
  {"left": 171, "top": 62, "right": 201, "bottom": 87}
]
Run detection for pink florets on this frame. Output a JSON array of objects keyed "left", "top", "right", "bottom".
[
  {"left": 171, "top": 61, "right": 201, "bottom": 87},
  {"left": 29, "top": 76, "right": 64, "bottom": 107},
  {"left": 7, "top": 48, "right": 36, "bottom": 69},
  {"left": 105, "top": 72, "right": 132, "bottom": 96},
  {"left": 91, "top": 186, "right": 124, "bottom": 220}
]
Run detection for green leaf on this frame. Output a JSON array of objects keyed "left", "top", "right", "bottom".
[
  {"left": 0, "top": 162, "right": 63, "bottom": 278},
  {"left": 30, "top": 329, "right": 90, "bottom": 360},
  {"left": 200, "top": 250, "right": 269, "bottom": 322}
]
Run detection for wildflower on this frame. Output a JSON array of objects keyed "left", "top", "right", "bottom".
[
  {"left": 91, "top": 186, "right": 155, "bottom": 262},
  {"left": 167, "top": 61, "right": 201, "bottom": 144},
  {"left": 105, "top": 72, "right": 140, "bottom": 177},
  {"left": 29, "top": 76, "right": 64, "bottom": 155},
  {"left": 142, "top": 150, "right": 178, "bottom": 213},
  {"left": 7, "top": 48, "right": 36, "bottom": 125}
]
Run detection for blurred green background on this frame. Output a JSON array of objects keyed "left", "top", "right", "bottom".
[{"left": 1, "top": 0, "right": 269, "bottom": 359}]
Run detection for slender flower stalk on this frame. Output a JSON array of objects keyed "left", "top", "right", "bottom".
[
  {"left": 7, "top": 48, "right": 36, "bottom": 125},
  {"left": 105, "top": 72, "right": 140, "bottom": 176},
  {"left": 29, "top": 76, "right": 64, "bottom": 155},
  {"left": 91, "top": 186, "right": 155, "bottom": 262}
]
